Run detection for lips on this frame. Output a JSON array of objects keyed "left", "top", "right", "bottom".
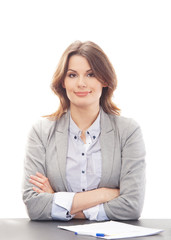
[{"left": 74, "top": 91, "right": 91, "bottom": 97}]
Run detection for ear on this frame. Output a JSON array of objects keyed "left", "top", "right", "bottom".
[{"left": 102, "top": 82, "right": 108, "bottom": 88}]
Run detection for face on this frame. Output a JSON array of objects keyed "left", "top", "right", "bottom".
[{"left": 63, "top": 55, "right": 106, "bottom": 110}]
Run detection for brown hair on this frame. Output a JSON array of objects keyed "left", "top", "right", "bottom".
[{"left": 43, "top": 40, "right": 120, "bottom": 120}]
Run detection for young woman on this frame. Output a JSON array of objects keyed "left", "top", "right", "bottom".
[{"left": 23, "top": 41, "right": 146, "bottom": 221}]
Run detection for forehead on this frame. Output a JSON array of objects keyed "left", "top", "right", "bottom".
[{"left": 68, "top": 55, "right": 91, "bottom": 71}]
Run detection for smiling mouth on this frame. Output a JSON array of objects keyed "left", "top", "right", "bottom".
[{"left": 74, "top": 91, "right": 92, "bottom": 96}]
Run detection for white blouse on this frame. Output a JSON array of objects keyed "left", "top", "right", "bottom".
[{"left": 51, "top": 110, "right": 108, "bottom": 221}]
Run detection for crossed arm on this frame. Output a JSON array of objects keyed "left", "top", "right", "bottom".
[
  {"left": 29, "top": 172, "right": 120, "bottom": 218},
  {"left": 24, "top": 118, "right": 145, "bottom": 220}
]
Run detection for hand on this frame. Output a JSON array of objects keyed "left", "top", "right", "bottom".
[
  {"left": 73, "top": 211, "right": 86, "bottom": 219},
  {"left": 29, "top": 172, "right": 54, "bottom": 194}
]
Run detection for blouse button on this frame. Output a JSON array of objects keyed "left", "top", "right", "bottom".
[
  {"left": 82, "top": 170, "right": 85, "bottom": 174},
  {"left": 82, "top": 189, "right": 85, "bottom": 191},
  {"left": 93, "top": 136, "right": 96, "bottom": 139},
  {"left": 74, "top": 136, "right": 77, "bottom": 139},
  {"left": 82, "top": 153, "right": 85, "bottom": 156}
]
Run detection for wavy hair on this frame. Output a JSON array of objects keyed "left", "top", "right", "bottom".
[{"left": 43, "top": 41, "right": 120, "bottom": 119}]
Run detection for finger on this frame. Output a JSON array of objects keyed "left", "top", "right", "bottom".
[
  {"left": 35, "top": 173, "right": 49, "bottom": 186},
  {"left": 33, "top": 187, "right": 44, "bottom": 193},
  {"left": 29, "top": 178, "right": 44, "bottom": 189},
  {"left": 36, "top": 172, "right": 46, "bottom": 179},
  {"left": 30, "top": 175, "right": 45, "bottom": 184}
]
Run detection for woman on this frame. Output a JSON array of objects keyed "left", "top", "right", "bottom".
[{"left": 23, "top": 41, "right": 146, "bottom": 221}]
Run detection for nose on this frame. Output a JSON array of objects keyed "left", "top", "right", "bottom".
[{"left": 77, "top": 76, "right": 87, "bottom": 87}]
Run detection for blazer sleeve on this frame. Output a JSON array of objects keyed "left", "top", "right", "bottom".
[
  {"left": 22, "top": 120, "right": 54, "bottom": 220},
  {"left": 104, "top": 119, "right": 146, "bottom": 220}
]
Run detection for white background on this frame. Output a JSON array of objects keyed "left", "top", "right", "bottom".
[{"left": 0, "top": 0, "right": 171, "bottom": 218}]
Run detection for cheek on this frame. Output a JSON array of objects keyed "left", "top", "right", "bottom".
[
  {"left": 94, "top": 85, "right": 103, "bottom": 95},
  {"left": 97, "top": 87, "right": 104, "bottom": 98},
  {"left": 64, "top": 84, "right": 73, "bottom": 99},
  {"left": 65, "top": 88, "right": 71, "bottom": 98},
  {"left": 63, "top": 80, "right": 71, "bottom": 92}
]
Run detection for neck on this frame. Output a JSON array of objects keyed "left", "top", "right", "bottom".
[{"left": 70, "top": 104, "right": 100, "bottom": 131}]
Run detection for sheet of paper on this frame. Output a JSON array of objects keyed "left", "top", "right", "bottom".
[{"left": 58, "top": 220, "right": 163, "bottom": 239}]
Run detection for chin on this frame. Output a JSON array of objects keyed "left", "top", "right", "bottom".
[{"left": 71, "top": 101, "right": 93, "bottom": 109}]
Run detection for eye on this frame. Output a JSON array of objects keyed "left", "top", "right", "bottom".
[
  {"left": 68, "top": 73, "right": 77, "bottom": 78},
  {"left": 87, "top": 72, "right": 95, "bottom": 77}
]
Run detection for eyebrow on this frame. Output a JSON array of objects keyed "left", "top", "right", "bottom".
[{"left": 67, "top": 68, "right": 92, "bottom": 73}]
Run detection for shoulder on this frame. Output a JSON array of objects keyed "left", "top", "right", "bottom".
[
  {"left": 29, "top": 114, "right": 66, "bottom": 147},
  {"left": 27, "top": 117, "right": 57, "bottom": 147},
  {"left": 29, "top": 111, "right": 70, "bottom": 147},
  {"left": 101, "top": 109, "right": 140, "bottom": 134},
  {"left": 104, "top": 111, "right": 139, "bottom": 132},
  {"left": 106, "top": 113, "right": 142, "bottom": 142},
  {"left": 110, "top": 114, "right": 139, "bottom": 130},
  {"left": 31, "top": 117, "right": 57, "bottom": 135},
  {"left": 107, "top": 114, "right": 145, "bottom": 153}
]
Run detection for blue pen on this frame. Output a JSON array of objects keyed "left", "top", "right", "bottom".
[{"left": 75, "top": 231, "right": 105, "bottom": 237}]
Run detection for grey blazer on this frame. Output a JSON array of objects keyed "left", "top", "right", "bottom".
[{"left": 22, "top": 109, "right": 146, "bottom": 221}]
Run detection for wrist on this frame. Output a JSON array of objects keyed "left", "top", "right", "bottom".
[
  {"left": 99, "top": 188, "right": 120, "bottom": 203},
  {"left": 98, "top": 188, "right": 107, "bottom": 203}
]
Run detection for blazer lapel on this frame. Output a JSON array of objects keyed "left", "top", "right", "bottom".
[
  {"left": 55, "top": 111, "right": 70, "bottom": 191},
  {"left": 99, "top": 110, "right": 115, "bottom": 187}
]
